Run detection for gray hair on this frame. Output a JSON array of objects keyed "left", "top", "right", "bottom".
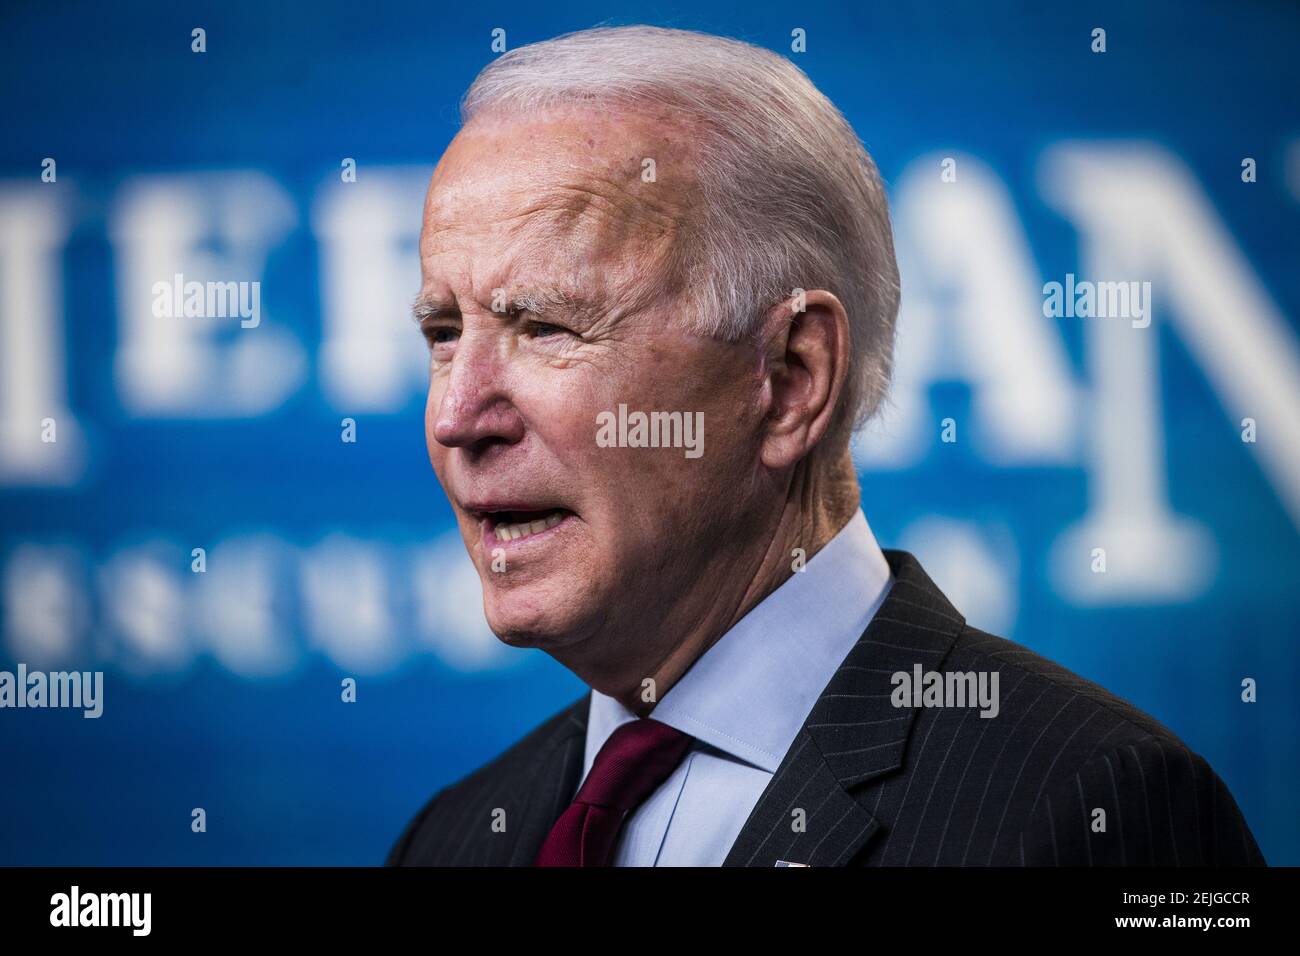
[{"left": 460, "top": 25, "right": 900, "bottom": 451}]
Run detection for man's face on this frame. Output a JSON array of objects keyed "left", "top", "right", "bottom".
[{"left": 418, "top": 106, "right": 771, "bottom": 654}]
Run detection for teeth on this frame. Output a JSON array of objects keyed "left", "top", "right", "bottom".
[{"left": 493, "top": 510, "right": 564, "bottom": 543}]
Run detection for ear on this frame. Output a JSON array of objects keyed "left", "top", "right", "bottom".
[{"left": 759, "top": 290, "right": 850, "bottom": 470}]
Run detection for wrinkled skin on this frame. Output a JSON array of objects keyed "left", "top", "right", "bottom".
[{"left": 417, "top": 104, "right": 855, "bottom": 711}]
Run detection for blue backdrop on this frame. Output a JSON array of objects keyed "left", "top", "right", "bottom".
[{"left": 1, "top": 0, "right": 1297, "bottom": 865}]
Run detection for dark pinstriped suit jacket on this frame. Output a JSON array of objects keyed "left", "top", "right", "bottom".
[{"left": 386, "top": 549, "right": 1266, "bottom": 867}]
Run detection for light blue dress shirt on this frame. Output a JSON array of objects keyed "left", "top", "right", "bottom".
[{"left": 579, "top": 508, "right": 894, "bottom": 866}]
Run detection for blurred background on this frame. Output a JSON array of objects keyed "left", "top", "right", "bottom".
[{"left": 1, "top": 0, "right": 1297, "bottom": 865}]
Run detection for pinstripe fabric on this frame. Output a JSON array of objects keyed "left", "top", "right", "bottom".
[
  {"left": 386, "top": 549, "right": 1266, "bottom": 867},
  {"left": 385, "top": 705, "right": 587, "bottom": 866}
]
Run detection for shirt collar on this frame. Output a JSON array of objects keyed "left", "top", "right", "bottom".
[{"left": 584, "top": 508, "right": 894, "bottom": 776}]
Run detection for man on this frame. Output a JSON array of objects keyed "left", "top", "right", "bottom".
[{"left": 387, "top": 25, "right": 1265, "bottom": 867}]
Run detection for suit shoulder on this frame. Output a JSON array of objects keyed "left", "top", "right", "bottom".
[
  {"left": 943, "top": 623, "right": 1182, "bottom": 750},
  {"left": 873, "top": 624, "right": 1264, "bottom": 865},
  {"left": 1013, "top": 718, "right": 1267, "bottom": 865},
  {"left": 385, "top": 693, "right": 587, "bottom": 865}
]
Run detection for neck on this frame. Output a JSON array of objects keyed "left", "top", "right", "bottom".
[{"left": 600, "top": 447, "right": 860, "bottom": 716}]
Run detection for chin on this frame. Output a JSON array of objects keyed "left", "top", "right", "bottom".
[{"left": 481, "top": 584, "right": 589, "bottom": 651}]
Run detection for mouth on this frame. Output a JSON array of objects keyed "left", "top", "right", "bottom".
[{"left": 465, "top": 504, "right": 578, "bottom": 547}]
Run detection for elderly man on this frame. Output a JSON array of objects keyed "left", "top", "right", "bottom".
[{"left": 386, "top": 26, "right": 1264, "bottom": 867}]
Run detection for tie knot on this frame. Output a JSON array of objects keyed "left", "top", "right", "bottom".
[{"left": 575, "top": 717, "right": 694, "bottom": 812}]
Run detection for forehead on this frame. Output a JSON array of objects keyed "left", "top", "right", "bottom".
[{"left": 420, "top": 106, "right": 698, "bottom": 293}]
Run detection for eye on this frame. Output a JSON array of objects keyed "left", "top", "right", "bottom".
[
  {"left": 423, "top": 326, "right": 460, "bottom": 349},
  {"left": 528, "top": 321, "right": 568, "bottom": 339}
]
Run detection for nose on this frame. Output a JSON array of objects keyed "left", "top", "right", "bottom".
[{"left": 430, "top": 332, "right": 525, "bottom": 450}]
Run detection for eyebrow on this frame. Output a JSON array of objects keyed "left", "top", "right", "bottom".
[
  {"left": 411, "top": 287, "right": 590, "bottom": 324},
  {"left": 411, "top": 292, "right": 458, "bottom": 324},
  {"left": 512, "top": 287, "right": 585, "bottom": 318}
]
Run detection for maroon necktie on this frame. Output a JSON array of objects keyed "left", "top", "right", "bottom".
[{"left": 534, "top": 717, "right": 694, "bottom": 866}]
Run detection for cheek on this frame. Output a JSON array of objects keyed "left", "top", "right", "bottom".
[{"left": 515, "top": 366, "right": 602, "bottom": 448}]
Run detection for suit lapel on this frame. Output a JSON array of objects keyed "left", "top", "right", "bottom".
[
  {"left": 723, "top": 549, "right": 965, "bottom": 866},
  {"left": 476, "top": 695, "right": 589, "bottom": 866}
]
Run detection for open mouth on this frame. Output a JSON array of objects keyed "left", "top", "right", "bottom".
[{"left": 481, "top": 508, "right": 574, "bottom": 544}]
